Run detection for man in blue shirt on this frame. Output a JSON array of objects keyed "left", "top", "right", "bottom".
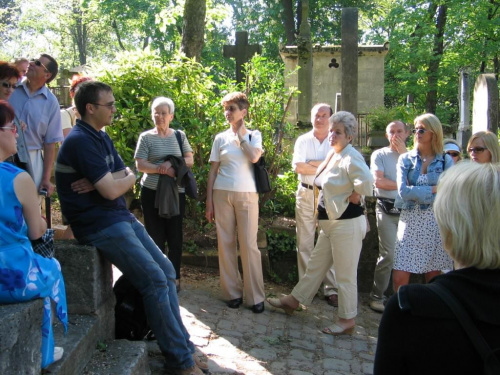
[
  {"left": 9, "top": 54, "right": 63, "bottom": 195},
  {"left": 55, "top": 81, "right": 206, "bottom": 375}
]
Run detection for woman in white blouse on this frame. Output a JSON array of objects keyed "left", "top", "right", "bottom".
[
  {"left": 205, "top": 91, "right": 265, "bottom": 314},
  {"left": 267, "top": 111, "right": 373, "bottom": 335}
]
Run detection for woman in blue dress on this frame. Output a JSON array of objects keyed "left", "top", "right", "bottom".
[{"left": 0, "top": 100, "right": 68, "bottom": 368}]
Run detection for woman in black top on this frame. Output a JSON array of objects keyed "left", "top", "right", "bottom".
[{"left": 374, "top": 162, "right": 500, "bottom": 374}]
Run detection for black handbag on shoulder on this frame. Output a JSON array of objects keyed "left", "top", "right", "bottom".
[{"left": 249, "top": 132, "right": 271, "bottom": 194}]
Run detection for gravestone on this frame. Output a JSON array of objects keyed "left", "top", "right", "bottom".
[
  {"left": 341, "top": 8, "right": 358, "bottom": 116},
  {"left": 297, "top": 0, "right": 313, "bottom": 127},
  {"left": 457, "top": 69, "right": 472, "bottom": 151},
  {"left": 472, "top": 73, "right": 499, "bottom": 134},
  {"left": 223, "top": 31, "right": 262, "bottom": 84}
]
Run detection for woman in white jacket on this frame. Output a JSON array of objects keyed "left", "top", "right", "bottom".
[{"left": 268, "top": 111, "right": 373, "bottom": 335}]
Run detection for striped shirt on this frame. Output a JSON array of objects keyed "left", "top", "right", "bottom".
[{"left": 134, "top": 128, "right": 193, "bottom": 190}]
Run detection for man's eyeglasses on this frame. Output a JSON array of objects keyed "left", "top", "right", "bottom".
[
  {"left": 468, "top": 147, "right": 487, "bottom": 154},
  {"left": 446, "top": 151, "right": 460, "bottom": 157},
  {"left": 1, "top": 125, "right": 17, "bottom": 134},
  {"left": 412, "top": 128, "right": 428, "bottom": 135},
  {"left": 1, "top": 82, "right": 16, "bottom": 89},
  {"left": 224, "top": 105, "right": 240, "bottom": 112},
  {"left": 91, "top": 102, "right": 116, "bottom": 109},
  {"left": 31, "top": 59, "right": 49, "bottom": 72}
]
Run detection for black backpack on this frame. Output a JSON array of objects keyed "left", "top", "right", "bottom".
[{"left": 113, "top": 275, "right": 151, "bottom": 340}]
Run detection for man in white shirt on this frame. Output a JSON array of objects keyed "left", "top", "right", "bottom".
[
  {"left": 369, "top": 120, "right": 409, "bottom": 312},
  {"left": 292, "top": 103, "right": 338, "bottom": 305}
]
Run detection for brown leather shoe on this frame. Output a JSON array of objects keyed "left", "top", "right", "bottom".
[{"left": 325, "top": 294, "right": 339, "bottom": 307}]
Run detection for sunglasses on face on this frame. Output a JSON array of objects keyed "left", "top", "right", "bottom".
[
  {"left": 412, "top": 128, "right": 428, "bottom": 135},
  {"left": 468, "top": 147, "right": 487, "bottom": 154},
  {"left": 31, "top": 59, "right": 49, "bottom": 72},
  {"left": 1, "top": 82, "right": 16, "bottom": 89},
  {"left": 446, "top": 151, "right": 460, "bottom": 157}
]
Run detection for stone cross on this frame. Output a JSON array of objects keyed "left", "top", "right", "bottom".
[
  {"left": 472, "top": 73, "right": 499, "bottom": 134},
  {"left": 296, "top": 0, "right": 313, "bottom": 127},
  {"left": 223, "top": 31, "right": 262, "bottom": 84},
  {"left": 341, "top": 8, "right": 358, "bottom": 116}
]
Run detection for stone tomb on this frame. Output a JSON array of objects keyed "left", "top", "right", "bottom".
[{"left": 280, "top": 44, "right": 389, "bottom": 124}]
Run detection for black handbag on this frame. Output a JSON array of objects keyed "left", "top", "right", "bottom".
[
  {"left": 377, "top": 198, "right": 401, "bottom": 215},
  {"left": 249, "top": 132, "right": 271, "bottom": 193},
  {"left": 174, "top": 130, "right": 198, "bottom": 199}
]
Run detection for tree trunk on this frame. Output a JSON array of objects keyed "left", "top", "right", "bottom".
[
  {"left": 180, "top": 0, "right": 206, "bottom": 62},
  {"left": 425, "top": 3, "right": 448, "bottom": 114},
  {"left": 112, "top": 20, "right": 126, "bottom": 51},
  {"left": 70, "top": 2, "right": 87, "bottom": 66},
  {"left": 281, "top": 0, "right": 296, "bottom": 45}
]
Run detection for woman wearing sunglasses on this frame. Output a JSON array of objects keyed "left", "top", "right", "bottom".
[
  {"left": 0, "top": 100, "right": 68, "bottom": 369},
  {"left": 0, "top": 61, "right": 33, "bottom": 177},
  {"left": 443, "top": 138, "right": 462, "bottom": 163},
  {"left": 467, "top": 131, "right": 499, "bottom": 163},
  {"left": 0, "top": 61, "right": 21, "bottom": 101},
  {"left": 392, "top": 113, "right": 454, "bottom": 292}
]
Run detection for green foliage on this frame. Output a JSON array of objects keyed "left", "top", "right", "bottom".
[
  {"left": 266, "top": 230, "right": 296, "bottom": 263},
  {"left": 367, "top": 105, "right": 420, "bottom": 131},
  {"left": 91, "top": 50, "right": 298, "bottom": 214},
  {"left": 266, "top": 230, "right": 298, "bottom": 283},
  {"left": 262, "top": 171, "right": 297, "bottom": 217}
]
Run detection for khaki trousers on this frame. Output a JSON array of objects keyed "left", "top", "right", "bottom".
[
  {"left": 213, "top": 190, "right": 265, "bottom": 306},
  {"left": 295, "top": 185, "right": 337, "bottom": 296},
  {"left": 291, "top": 215, "right": 366, "bottom": 319}
]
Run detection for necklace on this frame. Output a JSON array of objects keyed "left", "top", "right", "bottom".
[{"left": 421, "top": 154, "right": 434, "bottom": 162}]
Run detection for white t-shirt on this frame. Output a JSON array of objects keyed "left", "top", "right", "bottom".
[
  {"left": 292, "top": 129, "right": 332, "bottom": 185},
  {"left": 209, "top": 128, "right": 263, "bottom": 192}
]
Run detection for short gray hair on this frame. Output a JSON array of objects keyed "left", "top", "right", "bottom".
[
  {"left": 329, "top": 111, "right": 358, "bottom": 139},
  {"left": 151, "top": 97, "right": 175, "bottom": 115}
]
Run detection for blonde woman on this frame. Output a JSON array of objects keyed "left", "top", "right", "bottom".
[
  {"left": 392, "top": 113, "right": 454, "bottom": 292},
  {"left": 467, "top": 131, "right": 500, "bottom": 163}
]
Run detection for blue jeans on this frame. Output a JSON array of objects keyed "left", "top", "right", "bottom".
[{"left": 79, "top": 219, "right": 195, "bottom": 369}]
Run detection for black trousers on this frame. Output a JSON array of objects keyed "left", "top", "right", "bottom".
[{"left": 140, "top": 186, "right": 185, "bottom": 279}]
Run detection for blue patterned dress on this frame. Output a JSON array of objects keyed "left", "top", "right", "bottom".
[{"left": 0, "top": 162, "right": 68, "bottom": 368}]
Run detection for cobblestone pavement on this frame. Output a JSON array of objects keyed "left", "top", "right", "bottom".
[{"left": 148, "top": 275, "right": 382, "bottom": 375}]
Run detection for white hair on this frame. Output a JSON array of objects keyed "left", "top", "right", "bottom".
[
  {"left": 151, "top": 97, "right": 175, "bottom": 115},
  {"left": 435, "top": 162, "right": 500, "bottom": 269}
]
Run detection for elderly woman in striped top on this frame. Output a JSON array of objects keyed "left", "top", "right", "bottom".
[{"left": 135, "top": 97, "right": 194, "bottom": 292}]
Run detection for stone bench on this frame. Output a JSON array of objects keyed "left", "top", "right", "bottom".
[{"left": 0, "top": 242, "right": 117, "bottom": 374}]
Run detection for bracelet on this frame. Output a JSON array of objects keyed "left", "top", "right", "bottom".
[{"left": 240, "top": 139, "right": 247, "bottom": 146}]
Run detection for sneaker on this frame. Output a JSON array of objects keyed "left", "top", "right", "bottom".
[
  {"left": 53, "top": 347, "right": 64, "bottom": 362},
  {"left": 166, "top": 365, "right": 204, "bottom": 375},
  {"left": 369, "top": 300, "right": 385, "bottom": 313}
]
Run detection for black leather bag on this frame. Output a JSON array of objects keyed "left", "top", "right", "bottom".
[
  {"left": 377, "top": 198, "right": 401, "bottom": 215},
  {"left": 249, "top": 132, "right": 271, "bottom": 193},
  {"left": 253, "top": 156, "right": 272, "bottom": 193},
  {"left": 174, "top": 130, "right": 198, "bottom": 199}
]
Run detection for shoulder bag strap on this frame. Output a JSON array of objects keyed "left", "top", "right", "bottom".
[
  {"left": 174, "top": 130, "right": 183, "bottom": 155},
  {"left": 428, "top": 283, "right": 500, "bottom": 370}
]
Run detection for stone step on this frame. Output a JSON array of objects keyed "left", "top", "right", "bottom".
[
  {"left": 45, "top": 314, "right": 102, "bottom": 375},
  {"left": 82, "top": 339, "right": 150, "bottom": 375},
  {"left": 0, "top": 300, "right": 43, "bottom": 374}
]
